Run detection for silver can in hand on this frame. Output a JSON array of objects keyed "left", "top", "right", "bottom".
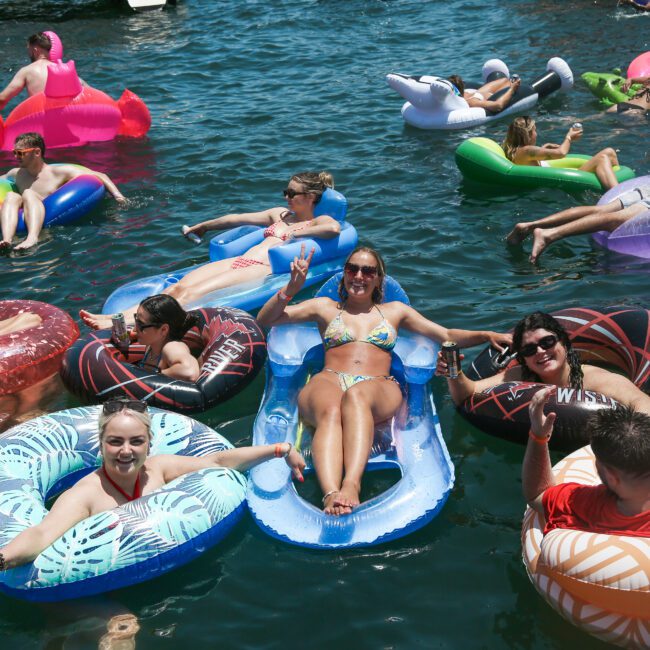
[
  {"left": 111, "top": 313, "right": 130, "bottom": 353},
  {"left": 572, "top": 122, "right": 583, "bottom": 131},
  {"left": 442, "top": 341, "right": 461, "bottom": 379}
]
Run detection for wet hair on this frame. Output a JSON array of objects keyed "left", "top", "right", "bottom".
[
  {"left": 512, "top": 311, "right": 584, "bottom": 389},
  {"left": 290, "top": 171, "right": 334, "bottom": 205},
  {"left": 27, "top": 33, "right": 52, "bottom": 52},
  {"left": 139, "top": 294, "right": 199, "bottom": 341},
  {"left": 502, "top": 116, "right": 536, "bottom": 161},
  {"left": 338, "top": 246, "right": 386, "bottom": 305},
  {"left": 15, "top": 132, "right": 46, "bottom": 157},
  {"left": 447, "top": 75, "right": 465, "bottom": 96},
  {"left": 589, "top": 406, "right": 650, "bottom": 478},
  {"left": 98, "top": 408, "right": 152, "bottom": 443}
]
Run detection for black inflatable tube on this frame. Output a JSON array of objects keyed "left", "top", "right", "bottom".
[
  {"left": 460, "top": 305, "right": 650, "bottom": 451},
  {"left": 61, "top": 307, "right": 266, "bottom": 413}
]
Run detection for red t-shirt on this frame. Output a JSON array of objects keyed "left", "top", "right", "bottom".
[{"left": 542, "top": 482, "right": 650, "bottom": 537}]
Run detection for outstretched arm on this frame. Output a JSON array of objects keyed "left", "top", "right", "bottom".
[
  {"left": 157, "top": 442, "right": 306, "bottom": 483},
  {"left": 61, "top": 165, "right": 126, "bottom": 202},
  {"left": 0, "top": 69, "right": 27, "bottom": 111},
  {"left": 469, "top": 79, "right": 521, "bottom": 113},
  {"left": 0, "top": 487, "right": 90, "bottom": 569},
  {"left": 185, "top": 208, "right": 279, "bottom": 238},
  {"left": 522, "top": 387, "right": 556, "bottom": 514},
  {"left": 513, "top": 126, "right": 582, "bottom": 164}
]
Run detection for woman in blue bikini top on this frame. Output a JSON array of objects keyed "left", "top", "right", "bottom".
[{"left": 257, "top": 245, "right": 511, "bottom": 517}]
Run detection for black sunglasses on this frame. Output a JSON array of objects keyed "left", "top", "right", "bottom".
[
  {"left": 103, "top": 398, "right": 148, "bottom": 415},
  {"left": 344, "top": 262, "right": 378, "bottom": 278},
  {"left": 133, "top": 314, "right": 161, "bottom": 331},
  {"left": 283, "top": 188, "right": 309, "bottom": 199},
  {"left": 519, "top": 334, "right": 559, "bottom": 358}
]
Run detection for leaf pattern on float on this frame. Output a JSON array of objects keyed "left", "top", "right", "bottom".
[
  {"left": 183, "top": 425, "right": 233, "bottom": 458},
  {"left": 149, "top": 412, "right": 193, "bottom": 456},
  {"left": 176, "top": 468, "right": 246, "bottom": 520},
  {"left": 0, "top": 485, "right": 47, "bottom": 544}
]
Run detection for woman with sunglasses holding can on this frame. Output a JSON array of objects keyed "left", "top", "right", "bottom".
[
  {"left": 438, "top": 311, "right": 650, "bottom": 414},
  {"left": 257, "top": 245, "right": 511, "bottom": 516},
  {"left": 0, "top": 398, "right": 305, "bottom": 570},
  {"left": 128, "top": 294, "right": 200, "bottom": 382},
  {"left": 80, "top": 171, "right": 340, "bottom": 331}
]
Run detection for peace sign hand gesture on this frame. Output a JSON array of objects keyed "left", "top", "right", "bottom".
[{"left": 286, "top": 243, "right": 315, "bottom": 296}]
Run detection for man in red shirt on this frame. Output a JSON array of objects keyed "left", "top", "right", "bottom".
[{"left": 523, "top": 387, "right": 650, "bottom": 537}]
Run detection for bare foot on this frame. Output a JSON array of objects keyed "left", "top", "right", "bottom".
[
  {"left": 336, "top": 479, "right": 361, "bottom": 514},
  {"left": 530, "top": 228, "right": 549, "bottom": 263},
  {"left": 0, "top": 240, "right": 12, "bottom": 252},
  {"left": 0, "top": 312, "right": 43, "bottom": 335},
  {"left": 13, "top": 237, "right": 38, "bottom": 250},
  {"left": 79, "top": 309, "right": 113, "bottom": 330},
  {"left": 506, "top": 223, "right": 531, "bottom": 245},
  {"left": 99, "top": 614, "right": 140, "bottom": 650}
]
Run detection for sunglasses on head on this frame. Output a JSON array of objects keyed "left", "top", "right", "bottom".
[
  {"left": 103, "top": 398, "right": 148, "bottom": 415},
  {"left": 133, "top": 314, "right": 160, "bottom": 331},
  {"left": 283, "top": 188, "right": 309, "bottom": 199},
  {"left": 13, "top": 147, "right": 38, "bottom": 158},
  {"left": 519, "top": 334, "right": 559, "bottom": 358},
  {"left": 344, "top": 262, "right": 378, "bottom": 279}
]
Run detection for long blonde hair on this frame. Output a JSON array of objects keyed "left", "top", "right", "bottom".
[{"left": 502, "top": 116, "right": 536, "bottom": 161}]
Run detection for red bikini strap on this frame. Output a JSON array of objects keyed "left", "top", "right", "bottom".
[{"left": 101, "top": 464, "right": 142, "bottom": 501}]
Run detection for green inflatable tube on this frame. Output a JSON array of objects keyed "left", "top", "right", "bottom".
[
  {"left": 455, "top": 137, "right": 635, "bottom": 192},
  {"left": 581, "top": 72, "right": 643, "bottom": 107}
]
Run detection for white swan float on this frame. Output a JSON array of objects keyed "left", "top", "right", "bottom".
[{"left": 386, "top": 57, "right": 573, "bottom": 130}]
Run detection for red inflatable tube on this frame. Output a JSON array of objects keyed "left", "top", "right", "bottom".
[
  {"left": 60, "top": 307, "right": 267, "bottom": 413},
  {"left": 461, "top": 305, "right": 650, "bottom": 451},
  {"left": 0, "top": 300, "right": 79, "bottom": 396}
]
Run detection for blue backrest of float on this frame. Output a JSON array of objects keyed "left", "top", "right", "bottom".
[
  {"left": 209, "top": 187, "right": 351, "bottom": 265},
  {"left": 315, "top": 273, "right": 411, "bottom": 305}
]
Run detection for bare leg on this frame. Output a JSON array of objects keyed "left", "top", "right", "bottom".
[
  {"left": 80, "top": 258, "right": 269, "bottom": 330},
  {"left": 579, "top": 148, "right": 619, "bottom": 191},
  {"left": 0, "top": 191, "right": 23, "bottom": 249},
  {"left": 506, "top": 200, "right": 622, "bottom": 245},
  {"left": 13, "top": 189, "right": 46, "bottom": 250},
  {"left": 530, "top": 203, "right": 646, "bottom": 262},
  {"left": 0, "top": 312, "right": 42, "bottom": 335},
  {"left": 336, "top": 378, "right": 403, "bottom": 512},
  {"left": 298, "top": 372, "right": 347, "bottom": 515}
]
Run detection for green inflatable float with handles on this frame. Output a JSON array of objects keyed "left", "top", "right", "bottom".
[
  {"left": 581, "top": 71, "right": 644, "bottom": 107},
  {"left": 455, "top": 137, "right": 635, "bottom": 193}
]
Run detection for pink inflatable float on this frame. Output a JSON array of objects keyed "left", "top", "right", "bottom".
[
  {"left": 0, "top": 300, "right": 79, "bottom": 396},
  {"left": 627, "top": 51, "right": 650, "bottom": 79},
  {"left": 0, "top": 32, "right": 151, "bottom": 150}
]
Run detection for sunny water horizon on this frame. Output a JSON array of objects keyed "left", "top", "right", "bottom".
[{"left": 0, "top": 0, "right": 648, "bottom": 647}]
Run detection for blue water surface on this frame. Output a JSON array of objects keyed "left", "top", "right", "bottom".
[{"left": 0, "top": 0, "right": 648, "bottom": 647}]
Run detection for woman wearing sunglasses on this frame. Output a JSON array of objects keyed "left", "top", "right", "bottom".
[
  {"left": 502, "top": 117, "right": 620, "bottom": 190},
  {"left": 257, "top": 245, "right": 511, "bottom": 516},
  {"left": 129, "top": 294, "right": 200, "bottom": 381},
  {"left": 439, "top": 311, "right": 650, "bottom": 413},
  {"left": 80, "top": 171, "right": 340, "bottom": 331},
  {"left": 0, "top": 398, "right": 305, "bottom": 570}
]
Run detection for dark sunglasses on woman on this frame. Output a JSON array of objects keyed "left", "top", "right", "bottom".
[
  {"left": 103, "top": 398, "right": 148, "bottom": 415},
  {"left": 344, "top": 262, "right": 378, "bottom": 279},
  {"left": 519, "top": 334, "right": 559, "bottom": 358}
]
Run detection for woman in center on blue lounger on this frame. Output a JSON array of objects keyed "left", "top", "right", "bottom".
[
  {"left": 0, "top": 398, "right": 305, "bottom": 570},
  {"left": 256, "top": 245, "right": 512, "bottom": 516},
  {"left": 79, "top": 171, "right": 341, "bottom": 330},
  {"left": 502, "top": 116, "right": 620, "bottom": 190}
]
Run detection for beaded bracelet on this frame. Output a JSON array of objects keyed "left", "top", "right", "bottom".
[
  {"left": 274, "top": 442, "right": 292, "bottom": 458},
  {"left": 528, "top": 429, "right": 550, "bottom": 445}
]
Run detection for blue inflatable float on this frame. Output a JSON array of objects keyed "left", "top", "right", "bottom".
[
  {"left": 0, "top": 406, "right": 246, "bottom": 601},
  {"left": 247, "top": 274, "right": 455, "bottom": 549},
  {"left": 102, "top": 188, "right": 358, "bottom": 314},
  {"left": 0, "top": 168, "right": 105, "bottom": 234}
]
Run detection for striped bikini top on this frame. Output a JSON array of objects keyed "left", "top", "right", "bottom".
[{"left": 323, "top": 305, "right": 397, "bottom": 351}]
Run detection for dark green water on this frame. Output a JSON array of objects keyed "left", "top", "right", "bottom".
[{"left": 0, "top": 0, "right": 648, "bottom": 647}]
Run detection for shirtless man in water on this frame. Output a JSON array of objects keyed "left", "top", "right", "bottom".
[
  {"left": 0, "top": 33, "right": 58, "bottom": 110},
  {"left": 0, "top": 132, "right": 126, "bottom": 250},
  {"left": 607, "top": 75, "right": 650, "bottom": 115}
]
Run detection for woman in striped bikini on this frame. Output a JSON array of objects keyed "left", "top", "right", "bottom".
[
  {"left": 257, "top": 245, "right": 511, "bottom": 515},
  {"left": 80, "top": 171, "right": 340, "bottom": 330}
]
